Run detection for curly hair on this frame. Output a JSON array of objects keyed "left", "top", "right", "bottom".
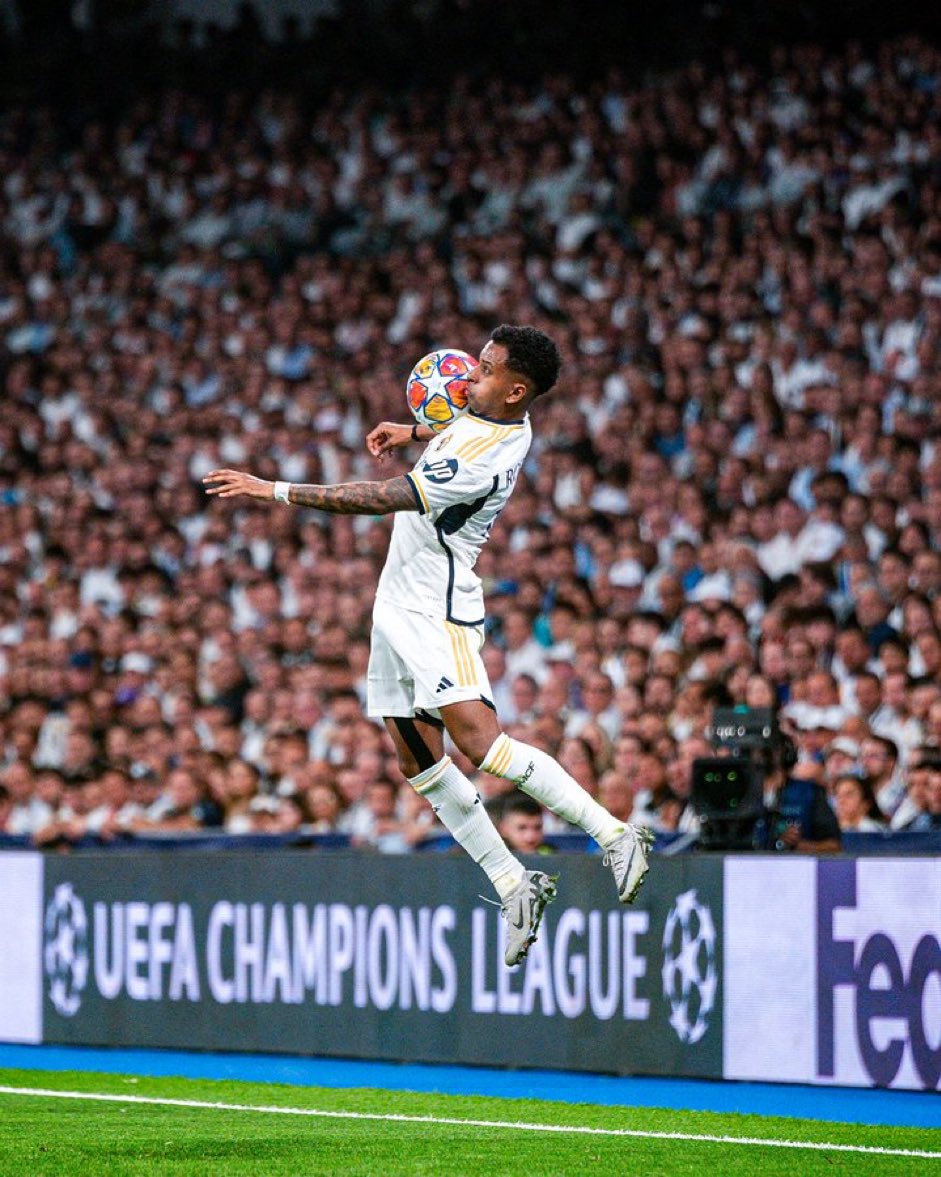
[{"left": 490, "top": 324, "right": 562, "bottom": 397}]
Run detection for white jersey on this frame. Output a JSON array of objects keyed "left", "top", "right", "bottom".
[{"left": 376, "top": 410, "right": 531, "bottom": 625}]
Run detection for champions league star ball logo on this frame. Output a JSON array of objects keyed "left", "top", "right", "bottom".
[
  {"left": 661, "top": 889, "right": 717, "bottom": 1045},
  {"left": 44, "top": 882, "right": 89, "bottom": 1017}
]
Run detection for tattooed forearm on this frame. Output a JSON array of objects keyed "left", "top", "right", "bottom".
[{"left": 287, "top": 476, "right": 419, "bottom": 515}]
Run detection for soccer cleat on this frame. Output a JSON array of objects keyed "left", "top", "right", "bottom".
[
  {"left": 501, "top": 870, "right": 558, "bottom": 967},
  {"left": 603, "top": 825, "right": 654, "bottom": 903}
]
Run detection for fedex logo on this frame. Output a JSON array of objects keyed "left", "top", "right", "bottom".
[{"left": 817, "top": 860, "right": 941, "bottom": 1090}]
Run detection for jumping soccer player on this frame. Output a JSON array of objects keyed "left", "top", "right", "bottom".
[{"left": 204, "top": 324, "right": 652, "bottom": 966}]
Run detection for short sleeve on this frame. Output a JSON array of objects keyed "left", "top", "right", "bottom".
[{"left": 407, "top": 455, "right": 498, "bottom": 516}]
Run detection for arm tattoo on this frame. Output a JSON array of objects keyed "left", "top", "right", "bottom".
[{"left": 287, "top": 475, "right": 419, "bottom": 515}]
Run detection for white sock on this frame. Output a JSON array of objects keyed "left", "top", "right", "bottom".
[
  {"left": 481, "top": 733, "right": 625, "bottom": 848},
  {"left": 410, "top": 756, "right": 525, "bottom": 901}
]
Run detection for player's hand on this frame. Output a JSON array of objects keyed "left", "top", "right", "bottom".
[
  {"left": 202, "top": 469, "right": 274, "bottom": 500},
  {"left": 366, "top": 421, "right": 416, "bottom": 459}
]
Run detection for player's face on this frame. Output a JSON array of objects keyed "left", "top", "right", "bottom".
[{"left": 466, "top": 341, "right": 528, "bottom": 418}]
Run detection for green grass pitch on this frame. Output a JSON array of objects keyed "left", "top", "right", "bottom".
[{"left": 0, "top": 1067, "right": 938, "bottom": 1175}]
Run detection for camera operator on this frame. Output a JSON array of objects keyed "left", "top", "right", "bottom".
[
  {"left": 753, "top": 710, "right": 843, "bottom": 852},
  {"left": 761, "top": 757, "right": 841, "bottom": 853}
]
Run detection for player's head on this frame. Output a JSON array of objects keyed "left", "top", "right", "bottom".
[{"left": 489, "top": 324, "right": 561, "bottom": 398}]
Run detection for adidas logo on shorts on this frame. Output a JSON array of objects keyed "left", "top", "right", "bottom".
[{"left": 436, "top": 676, "right": 454, "bottom": 692}]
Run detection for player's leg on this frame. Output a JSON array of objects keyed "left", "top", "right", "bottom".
[
  {"left": 368, "top": 605, "right": 527, "bottom": 940},
  {"left": 382, "top": 711, "right": 523, "bottom": 894},
  {"left": 369, "top": 604, "right": 553, "bottom": 964},
  {"left": 442, "top": 698, "right": 653, "bottom": 904},
  {"left": 441, "top": 697, "right": 625, "bottom": 843},
  {"left": 383, "top": 712, "right": 446, "bottom": 780},
  {"left": 382, "top": 712, "right": 552, "bottom": 966}
]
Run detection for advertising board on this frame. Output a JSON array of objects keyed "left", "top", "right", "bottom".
[
  {"left": 40, "top": 851, "right": 724, "bottom": 1077},
  {"left": 724, "top": 856, "right": 941, "bottom": 1091}
]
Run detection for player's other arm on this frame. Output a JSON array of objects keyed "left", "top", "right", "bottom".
[
  {"left": 366, "top": 421, "right": 435, "bottom": 459},
  {"left": 202, "top": 469, "right": 420, "bottom": 515}
]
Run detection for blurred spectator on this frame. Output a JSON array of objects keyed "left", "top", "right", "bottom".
[
  {"left": 398, "top": 784, "right": 444, "bottom": 848},
  {"left": 299, "top": 768, "right": 346, "bottom": 833},
  {"left": 345, "top": 778, "right": 409, "bottom": 854},
  {"left": 222, "top": 759, "right": 264, "bottom": 833},
  {"left": 859, "top": 736, "right": 905, "bottom": 818},
  {"left": 891, "top": 751, "right": 936, "bottom": 830},
  {"left": 144, "top": 767, "right": 221, "bottom": 833},
  {"left": 557, "top": 737, "right": 600, "bottom": 800},
  {"left": 2, "top": 762, "right": 49, "bottom": 835},
  {"left": 499, "top": 794, "right": 555, "bottom": 856},
  {"left": 833, "top": 774, "right": 886, "bottom": 833},
  {"left": 245, "top": 793, "right": 304, "bottom": 834},
  {"left": 907, "top": 764, "right": 941, "bottom": 831},
  {"left": 597, "top": 769, "right": 634, "bottom": 825}
]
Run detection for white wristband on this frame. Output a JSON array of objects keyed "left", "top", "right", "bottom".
[{"left": 273, "top": 481, "right": 292, "bottom": 503}]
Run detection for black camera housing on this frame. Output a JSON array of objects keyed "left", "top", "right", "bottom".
[{"left": 691, "top": 706, "right": 797, "bottom": 850}]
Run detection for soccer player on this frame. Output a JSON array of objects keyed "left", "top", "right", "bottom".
[{"left": 204, "top": 324, "right": 652, "bottom": 966}]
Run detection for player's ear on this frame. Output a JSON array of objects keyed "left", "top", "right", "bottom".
[{"left": 506, "top": 380, "right": 528, "bottom": 405}]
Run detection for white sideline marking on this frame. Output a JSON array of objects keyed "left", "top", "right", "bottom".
[{"left": 0, "top": 1086, "right": 938, "bottom": 1160}]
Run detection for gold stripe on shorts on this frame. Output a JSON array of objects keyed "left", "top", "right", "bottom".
[{"left": 445, "top": 622, "right": 473, "bottom": 686}]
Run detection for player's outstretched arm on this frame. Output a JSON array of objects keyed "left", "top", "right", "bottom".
[
  {"left": 366, "top": 421, "right": 433, "bottom": 459},
  {"left": 203, "top": 469, "right": 420, "bottom": 515}
]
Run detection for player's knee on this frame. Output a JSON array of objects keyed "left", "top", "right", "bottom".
[
  {"left": 440, "top": 700, "right": 502, "bottom": 768},
  {"left": 452, "top": 726, "right": 500, "bottom": 769}
]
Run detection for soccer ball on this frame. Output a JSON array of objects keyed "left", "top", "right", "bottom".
[{"left": 406, "top": 348, "right": 477, "bottom": 432}]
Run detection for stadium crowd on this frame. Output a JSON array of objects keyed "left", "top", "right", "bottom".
[{"left": 2, "top": 28, "right": 941, "bottom": 851}]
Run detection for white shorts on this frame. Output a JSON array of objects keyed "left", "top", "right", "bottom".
[{"left": 366, "top": 597, "right": 493, "bottom": 718}]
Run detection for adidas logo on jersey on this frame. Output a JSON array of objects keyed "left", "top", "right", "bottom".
[{"left": 436, "top": 676, "right": 454, "bottom": 692}]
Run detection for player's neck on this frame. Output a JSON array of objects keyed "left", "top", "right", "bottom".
[{"left": 468, "top": 408, "right": 527, "bottom": 425}]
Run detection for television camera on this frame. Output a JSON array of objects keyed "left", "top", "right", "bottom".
[{"left": 691, "top": 706, "right": 797, "bottom": 850}]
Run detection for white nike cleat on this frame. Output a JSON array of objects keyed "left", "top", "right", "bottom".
[
  {"left": 501, "top": 870, "right": 558, "bottom": 967},
  {"left": 603, "top": 825, "right": 654, "bottom": 903}
]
